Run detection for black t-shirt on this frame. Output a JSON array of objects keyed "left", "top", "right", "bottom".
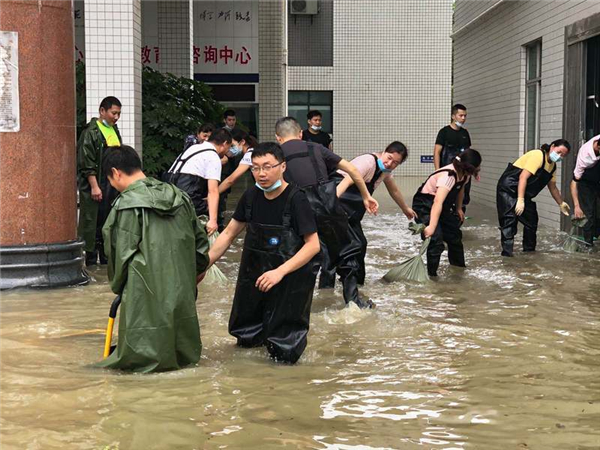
[
  {"left": 281, "top": 140, "right": 342, "bottom": 188},
  {"left": 232, "top": 185, "right": 318, "bottom": 236},
  {"left": 302, "top": 129, "right": 332, "bottom": 148},
  {"left": 435, "top": 125, "right": 471, "bottom": 150}
]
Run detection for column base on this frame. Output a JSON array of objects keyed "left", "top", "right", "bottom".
[{"left": 0, "top": 240, "right": 90, "bottom": 290}]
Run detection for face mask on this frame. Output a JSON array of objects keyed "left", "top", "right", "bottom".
[
  {"left": 455, "top": 121, "right": 464, "bottom": 128},
  {"left": 377, "top": 158, "right": 392, "bottom": 173},
  {"left": 102, "top": 119, "right": 111, "bottom": 127},
  {"left": 311, "top": 125, "right": 322, "bottom": 131},
  {"left": 255, "top": 179, "right": 282, "bottom": 193},
  {"left": 549, "top": 151, "right": 562, "bottom": 163},
  {"left": 228, "top": 145, "right": 242, "bottom": 157}
]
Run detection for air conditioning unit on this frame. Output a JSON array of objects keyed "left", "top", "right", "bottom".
[{"left": 290, "top": 0, "right": 319, "bottom": 15}]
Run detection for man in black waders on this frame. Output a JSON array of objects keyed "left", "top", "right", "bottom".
[
  {"left": 332, "top": 142, "right": 417, "bottom": 305},
  {"left": 163, "top": 129, "right": 232, "bottom": 236},
  {"left": 274, "top": 118, "right": 379, "bottom": 300},
  {"left": 206, "top": 142, "right": 321, "bottom": 363},
  {"left": 496, "top": 140, "right": 571, "bottom": 257},
  {"left": 571, "top": 135, "right": 600, "bottom": 247},
  {"left": 434, "top": 104, "right": 473, "bottom": 212}
]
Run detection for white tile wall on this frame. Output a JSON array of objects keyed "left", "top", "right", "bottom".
[
  {"left": 288, "top": 0, "right": 453, "bottom": 179},
  {"left": 453, "top": 0, "right": 600, "bottom": 228},
  {"left": 158, "top": 0, "right": 193, "bottom": 78},
  {"left": 84, "top": 0, "right": 143, "bottom": 155}
]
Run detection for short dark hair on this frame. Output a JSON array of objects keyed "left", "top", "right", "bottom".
[
  {"left": 223, "top": 109, "right": 236, "bottom": 119},
  {"left": 197, "top": 123, "right": 215, "bottom": 134},
  {"left": 541, "top": 139, "right": 571, "bottom": 153},
  {"left": 102, "top": 145, "right": 142, "bottom": 177},
  {"left": 451, "top": 103, "right": 467, "bottom": 116},
  {"left": 307, "top": 110, "right": 322, "bottom": 120},
  {"left": 208, "top": 128, "right": 233, "bottom": 145},
  {"left": 452, "top": 148, "right": 482, "bottom": 176},
  {"left": 384, "top": 141, "right": 408, "bottom": 162},
  {"left": 99, "top": 96, "right": 121, "bottom": 111},
  {"left": 231, "top": 128, "right": 259, "bottom": 149},
  {"left": 251, "top": 142, "right": 284, "bottom": 163}
]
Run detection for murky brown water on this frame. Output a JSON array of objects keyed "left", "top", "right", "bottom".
[{"left": 2, "top": 180, "right": 600, "bottom": 450}]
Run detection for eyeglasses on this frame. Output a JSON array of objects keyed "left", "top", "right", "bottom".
[{"left": 250, "top": 163, "right": 283, "bottom": 173}]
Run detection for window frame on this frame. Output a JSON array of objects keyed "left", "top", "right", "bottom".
[
  {"left": 288, "top": 90, "right": 334, "bottom": 134},
  {"left": 524, "top": 39, "right": 542, "bottom": 152}
]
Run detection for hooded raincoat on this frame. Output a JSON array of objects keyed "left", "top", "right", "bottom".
[{"left": 96, "top": 178, "right": 210, "bottom": 373}]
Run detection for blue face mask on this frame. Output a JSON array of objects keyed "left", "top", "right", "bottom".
[
  {"left": 549, "top": 151, "right": 562, "bottom": 163},
  {"left": 255, "top": 179, "right": 282, "bottom": 193},
  {"left": 229, "top": 145, "right": 242, "bottom": 157},
  {"left": 377, "top": 158, "right": 392, "bottom": 173}
]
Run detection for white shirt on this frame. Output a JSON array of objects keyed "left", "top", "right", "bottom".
[
  {"left": 169, "top": 142, "right": 222, "bottom": 181},
  {"left": 573, "top": 134, "right": 600, "bottom": 180},
  {"left": 239, "top": 148, "right": 254, "bottom": 167}
]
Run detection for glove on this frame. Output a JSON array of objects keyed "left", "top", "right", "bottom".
[
  {"left": 515, "top": 198, "right": 525, "bottom": 216},
  {"left": 559, "top": 202, "right": 571, "bottom": 216}
]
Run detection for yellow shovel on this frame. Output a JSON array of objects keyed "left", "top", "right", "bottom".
[{"left": 103, "top": 295, "right": 122, "bottom": 358}]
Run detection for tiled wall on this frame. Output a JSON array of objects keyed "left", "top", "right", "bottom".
[
  {"left": 453, "top": 0, "right": 600, "bottom": 228},
  {"left": 84, "top": 0, "right": 143, "bottom": 154},
  {"left": 158, "top": 0, "right": 193, "bottom": 78},
  {"left": 258, "top": 0, "right": 286, "bottom": 141},
  {"left": 288, "top": 0, "right": 453, "bottom": 179},
  {"left": 288, "top": 0, "right": 333, "bottom": 66}
]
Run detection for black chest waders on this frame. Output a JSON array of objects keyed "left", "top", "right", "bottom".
[
  {"left": 412, "top": 169, "right": 467, "bottom": 277},
  {"left": 228, "top": 187, "right": 318, "bottom": 364},
  {"left": 496, "top": 161, "right": 555, "bottom": 256},
  {"left": 321, "top": 155, "right": 383, "bottom": 307},
  {"left": 441, "top": 145, "right": 472, "bottom": 208},
  {"left": 284, "top": 143, "right": 350, "bottom": 290},
  {"left": 163, "top": 148, "right": 217, "bottom": 217},
  {"left": 575, "top": 162, "right": 600, "bottom": 245}
]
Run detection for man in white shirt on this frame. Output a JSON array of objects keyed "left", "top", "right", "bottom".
[
  {"left": 165, "top": 129, "right": 232, "bottom": 235},
  {"left": 571, "top": 134, "right": 600, "bottom": 246}
]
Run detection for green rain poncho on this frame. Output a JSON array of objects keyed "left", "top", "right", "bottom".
[{"left": 96, "top": 178, "right": 210, "bottom": 373}]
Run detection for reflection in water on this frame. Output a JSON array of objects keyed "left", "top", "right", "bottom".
[{"left": 2, "top": 183, "right": 600, "bottom": 449}]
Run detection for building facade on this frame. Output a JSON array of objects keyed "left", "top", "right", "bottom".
[
  {"left": 453, "top": 0, "right": 600, "bottom": 228},
  {"left": 75, "top": 0, "right": 453, "bottom": 178}
]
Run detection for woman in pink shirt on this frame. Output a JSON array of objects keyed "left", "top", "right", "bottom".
[{"left": 413, "top": 148, "right": 482, "bottom": 277}]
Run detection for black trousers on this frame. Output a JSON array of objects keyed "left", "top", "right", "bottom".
[
  {"left": 578, "top": 182, "right": 600, "bottom": 246},
  {"left": 497, "top": 195, "right": 538, "bottom": 256}
]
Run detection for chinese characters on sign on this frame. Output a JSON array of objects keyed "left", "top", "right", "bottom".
[
  {"left": 198, "top": 9, "right": 251, "bottom": 22},
  {"left": 141, "top": 46, "right": 161, "bottom": 65}
]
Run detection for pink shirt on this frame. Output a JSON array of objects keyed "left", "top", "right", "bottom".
[
  {"left": 573, "top": 135, "right": 600, "bottom": 180},
  {"left": 338, "top": 153, "right": 391, "bottom": 190},
  {"left": 421, "top": 164, "right": 466, "bottom": 195}
]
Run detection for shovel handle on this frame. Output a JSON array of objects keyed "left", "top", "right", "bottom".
[{"left": 103, "top": 295, "right": 121, "bottom": 358}]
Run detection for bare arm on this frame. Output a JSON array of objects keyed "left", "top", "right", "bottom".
[
  {"left": 256, "top": 232, "right": 320, "bottom": 292},
  {"left": 547, "top": 180, "right": 563, "bottom": 205},
  {"left": 383, "top": 176, "right": 416, "bottom": 219},
  {"left": 517, "top": 169, "right": 533, "bottom": 199},
  {"left": 207, "top": 218, "right": 246, "bottom": 267},
  {"left": 571, "top": 180, "right": 585, "bottom": 218},
  {"left": 336, "top": 159, "right": 379, "bottom": 214},
  {"left": 206, "top": 179, "right": 219, "bottom": 235},
  {"left": 433, "top": 144, "right": 443, "bottom": 170},
  {"left": 423, "top": 187, "right": 451, "bottom": 237},
  {"left": 336, "top": 175, "right": 355, "bottom": 198},
  {"left": 219, "top": 164, "right": 250, "bottom": 194}
]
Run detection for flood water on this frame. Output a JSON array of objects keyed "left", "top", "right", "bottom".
[{"left": 2, "top": 179, "right": 600, "bottom": 450}]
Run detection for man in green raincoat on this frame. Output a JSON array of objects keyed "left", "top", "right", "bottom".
[
  {"left": 77, "top": 96, "right": 122, "bottom": 266},
  {"left": 96, "top": 145, "right": 210, "bottom": 373}
]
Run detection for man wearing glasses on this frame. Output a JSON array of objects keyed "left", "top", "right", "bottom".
[{"left": 205, "top": 142, "right": 320, "bottom": 364}]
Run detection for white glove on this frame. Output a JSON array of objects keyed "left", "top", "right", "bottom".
[
  {"left": 515, "top": 198, "right": 525, "bottom": 216},
  {"left": 559, "top": 202, "right": 571, "bottom": 216}
]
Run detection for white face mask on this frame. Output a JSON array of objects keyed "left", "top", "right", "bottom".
[
  {"left": 455, "top": 121, "right": 464, "bottom": 128},
  {"left": 311, "top": 125, "right": 322, "bottom": 131}
]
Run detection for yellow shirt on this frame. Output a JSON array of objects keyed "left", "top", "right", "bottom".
[
  {"left": 97, "top": 120, "right": 121, "bottom": 147},
  {"left": 513, "top": 149, "right": 556, "bottom": 182}
]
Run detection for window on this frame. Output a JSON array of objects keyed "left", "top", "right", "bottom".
[
  {"left": 525, "top": 40, "right": 541, "bottom": 151},
  {"left": 288, "top": 91, "right": 333, "bottom": 134}
]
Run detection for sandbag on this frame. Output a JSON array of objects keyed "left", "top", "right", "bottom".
[
  {"left": 564, "top": 216, "right": 591, "bottom": 253},
  {"left": 204, "top": 231, "right": 228, "bottom": 284},
  {"left": 383, "top": 223, "right": 431, "bottom": 283}
]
